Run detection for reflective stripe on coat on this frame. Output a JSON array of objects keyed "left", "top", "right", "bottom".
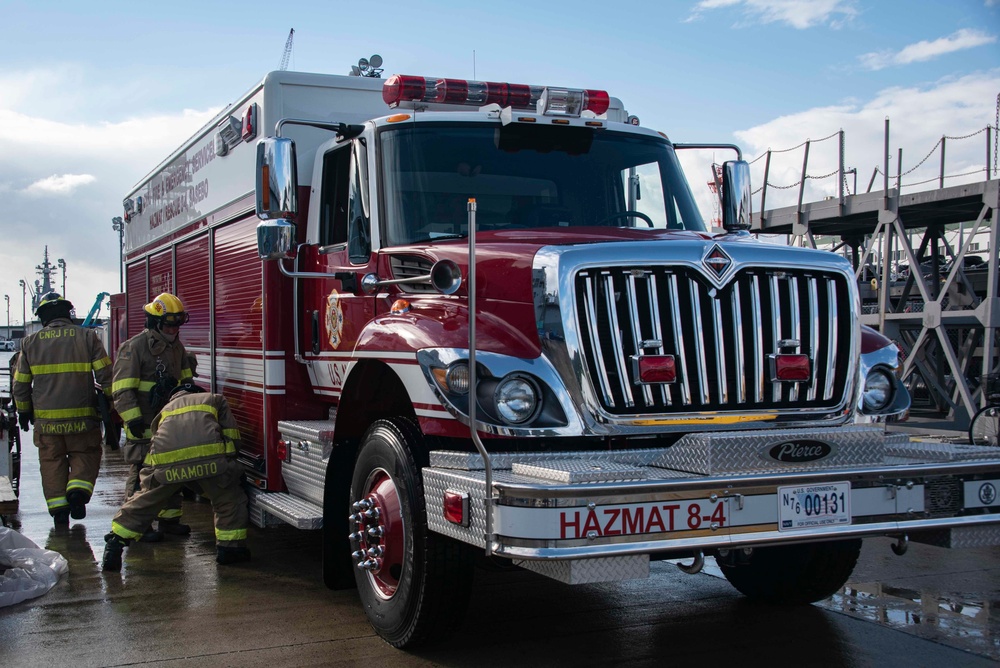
[{"left": 11, "top": 318, "right": 113, "bottom": 435}]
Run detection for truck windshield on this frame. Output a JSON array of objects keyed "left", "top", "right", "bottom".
[{"left": 380, "top": 123, "right": 706, "bottom": 246}]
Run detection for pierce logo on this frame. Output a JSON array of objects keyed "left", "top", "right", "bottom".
[{"left": 767, "top": 440, "right": 833, "bottom": 463}]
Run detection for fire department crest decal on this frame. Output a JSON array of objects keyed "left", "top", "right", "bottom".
[
  {"left": 326, "top": 289, "right": 344, "bottom": 349},
  {"left": 703, "top": 244, "right": 732, "bottom": 279}
]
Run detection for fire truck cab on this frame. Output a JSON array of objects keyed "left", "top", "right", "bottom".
[{"left": 115, "top": 70, "right": 1000, "bottom": 648}]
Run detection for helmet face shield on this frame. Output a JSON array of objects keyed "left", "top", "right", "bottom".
[{"left": 160, "top": 311, "right": 190, "bottom": 328}]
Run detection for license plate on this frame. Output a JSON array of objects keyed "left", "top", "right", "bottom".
[{"left": 778, "top": 482, "right": 851, "bottom": 531}]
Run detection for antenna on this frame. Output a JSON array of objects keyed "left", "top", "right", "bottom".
[{"left": 279, "top": 29, "right": 295, "bottom": 71}]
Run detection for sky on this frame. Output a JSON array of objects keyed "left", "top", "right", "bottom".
[{"left": 0, "top": 0, "right": 998, "bottom": 327}]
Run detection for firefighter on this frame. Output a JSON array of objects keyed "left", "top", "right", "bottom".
[
  {"left": 11, "top": 293, "right": 113, "bottom": 527},
  {"left": 102, "top": 382, "right": 250, "bottom": 570},
  {"left": 112, "top": 292, "right": 194, "bottom": 539}
]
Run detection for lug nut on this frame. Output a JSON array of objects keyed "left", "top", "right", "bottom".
[{"left": 367, "top": 526, "right": 384, "bottom": 539}]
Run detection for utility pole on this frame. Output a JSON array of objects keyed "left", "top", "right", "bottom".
[
  {"left": 112, "top": 217, "right": 125, "bottom": 292},
  {"left": 4, "top": 294, "right": 8, "bottom": 334},
  {"left": 57, "top": 257, "right": 67, "bottom": 299},
  {"left": 19, "top": 279, "right": 26, "bottom": 328}
]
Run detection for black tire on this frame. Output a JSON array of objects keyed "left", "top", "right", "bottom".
[
  {"left": 969, "top": 405, "right": 1000, "bottom": 447},
  {"left": 718, "top": 539, "right": 862, "bottom": 604},
  {"left": 349, "top": 418, "right": 474, "bottom": 648}
]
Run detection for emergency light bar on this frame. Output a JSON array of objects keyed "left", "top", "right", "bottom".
[{"left": 382, "top": 74, "right": 611, "bottom": 116}]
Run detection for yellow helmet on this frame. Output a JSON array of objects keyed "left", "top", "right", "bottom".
[
  {"left": 144, "top": 293, "right": 189, "bottom": 327},
  {"left": 35, "top": 291, "right": 73, "bottom": 315},
  {"left": 35, "top": 291, "right": 74, "bottom": 322}
]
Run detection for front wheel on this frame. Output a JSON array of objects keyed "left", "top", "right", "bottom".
[
  {"left": 969, "top": 405, "right": 1000, "bottom": 447},
  {"left": 349, "top": 418, "right": 473, "bottom": 648},
  {"left": 717, "top": 539, "right": 862, "bottom": 604}
]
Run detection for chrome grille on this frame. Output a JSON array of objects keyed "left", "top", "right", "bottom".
[{"left": 575, "top": 266, "right": 852, "bottom": 415}]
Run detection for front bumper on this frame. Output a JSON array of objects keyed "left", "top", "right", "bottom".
[{"left": 423, "top": 427, "right": 1000, "bottom": 562}]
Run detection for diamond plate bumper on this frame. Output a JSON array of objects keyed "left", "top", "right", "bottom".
[{"left": 423, "top": 427, "right": 1000, "bottom": 565}]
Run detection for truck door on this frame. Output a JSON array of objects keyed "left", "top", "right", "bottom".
[{"left": 302, "top": 139, "right": 375, "bottom": 384}]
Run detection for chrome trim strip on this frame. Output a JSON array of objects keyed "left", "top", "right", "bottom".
[
  {"left": 603, "top": 271, "right": 632, "bottom": 407},
  {"left": 712, "top": 290, "right": 728, "bottom": 404},
  {"left": 825, "top": 278, "right": 838, "bottom": 401},
  {"left": 493, "top": 514, "right": 1000, "bottom": 561},
  {"left": 626, "top": 272, "right": 653, "bottom": 406},
  {"left": 732, "top": 281, "right": 746, "bottom": 404},
  {"left": 668, "top": 274, "right": 692, "bottom": 405},
  {"left": 807, "top": 277, "right": 820, "bottom": 401},
  {"left": 689, "top": 276, "right": 710, "bottom": 404},
  {"left": 788, "top": 276, "right": 801, "bottom": 402},
  {"left": 751, "top": 274, "right": 763, "bottom": 403},
  {"left": 646, "top": 273, "right": 668, "bottom": 406},
  {"left": 583, "top": 273, "right": 614, "bottom": 406},
  {"left": 769, "top": 274, "right": 781, "bottom": 403}
]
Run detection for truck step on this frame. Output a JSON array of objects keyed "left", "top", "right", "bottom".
[{"left": 247, "top": 487, "right": 323, "bottom": 530}]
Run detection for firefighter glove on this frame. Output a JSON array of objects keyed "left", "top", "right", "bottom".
[
  {"left": 127, "top": 419, "right": 147, "bottom": 439},
  {"left": 18, "top": 411, "right": 33, "bottom": 432}
]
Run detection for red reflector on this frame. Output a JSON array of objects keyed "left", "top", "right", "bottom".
[
  {"left": 637, "top": 355, "right": 676, "bottom": 383},
  {"left": 276, "top": 440, "right": 288, "bottom": 461},
  {"left": 585, "top": 90, "right": 611, "bottom": 115},
  {"left": 242, "top": 103, "right": 257, "bottom": 141},
  {"left": 443, "top": 491, "right": 469, "bottom": 527},
  {"left": 773, "top": 354, "right": 811, "bottom": 382}
]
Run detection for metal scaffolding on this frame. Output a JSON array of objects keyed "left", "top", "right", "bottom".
[{"left": 752, "top": 179, "right": 999, "bottom": 435}]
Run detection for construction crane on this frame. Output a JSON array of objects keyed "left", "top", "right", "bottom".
[
  {"left": 279, "top": 29, "right": 294, "bottom": 71},
  {"left": 81, "top": 292, "right": 110, "bottom": 328}
]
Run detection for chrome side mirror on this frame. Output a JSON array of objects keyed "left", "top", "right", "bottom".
[
  {"left": 256, "top": 137, "right": 299, "bottom": 220},
  {"left": 256, "top": 220, "right": 296, "bottom": 261},
  {"left": 721, "top": 160, "right": 752, "bottom": 232}
]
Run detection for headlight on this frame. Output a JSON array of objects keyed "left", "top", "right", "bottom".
[
  {"left": 494, "top": 375, "right": 539, "bottom": 424},
  {"left": 862, "top": 369, "right": 894, "bottom": 412}
]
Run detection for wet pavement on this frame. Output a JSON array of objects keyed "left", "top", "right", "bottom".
[{"left": 2, "top": 350, "right": 1000, "bottom": 666}]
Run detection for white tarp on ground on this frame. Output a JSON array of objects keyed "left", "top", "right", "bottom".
[{"left": 0, "top": 526, "right": 68, "bottom": 607}]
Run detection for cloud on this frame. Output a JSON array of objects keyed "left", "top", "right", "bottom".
[
  {"left": 859, "top": 29, "right": 997, "bottom": 70},
  {"left": 687, "top": 0, "right": 857, "bottom": 28},
  {"left": 0, "top": 66, "right": 221, "bottom": 324},
  {"left": 733, "top": 71, "right": 1000, "bottom": 213},
  {"left": 23, "top": 174, "right": 97, "bottom": 196}
]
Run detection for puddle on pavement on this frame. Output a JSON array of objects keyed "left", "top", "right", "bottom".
[
  {"left": 683, "top": 557, "right": 1000, "bottom": 659},
  {"left": 820, "top": 582, "right": 1000, "bottom": 659}
]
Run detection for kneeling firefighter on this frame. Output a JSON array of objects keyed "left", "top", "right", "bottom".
[{"left": 102, "top": 383, "right": 250, "bottom": 571}]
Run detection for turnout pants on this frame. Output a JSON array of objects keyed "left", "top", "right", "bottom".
[
  {"left": 35, "top": 428, "right": 102, "bottom": 516},
  {"left": 124, "top": 439, "right": 184, "bottom": 522},
  {"left": 112, "top": 464, "right": 248, "bottom": 547}
]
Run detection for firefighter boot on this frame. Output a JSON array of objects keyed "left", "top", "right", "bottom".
[
  {"left": 102, "top": 534, "right": 128, "bottom": 572},
  {"left": 158, "top": 518, "right": 191, "bottom": 536},
  {"left": 67, "top": 491, "right": 88, "bottom": 520},
  {"left": 216, "top": 545, "right": 251, "bottom": 565},
  {"left": 52, "top": 509, "right": 70, "bottom": 528},
  {"left": 138, "top": 525, "right": 164, "bottom": 543}
]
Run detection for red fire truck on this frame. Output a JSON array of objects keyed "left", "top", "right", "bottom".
[{"left": 114, "top": 70, "right": 1000, "bottom": 648}]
